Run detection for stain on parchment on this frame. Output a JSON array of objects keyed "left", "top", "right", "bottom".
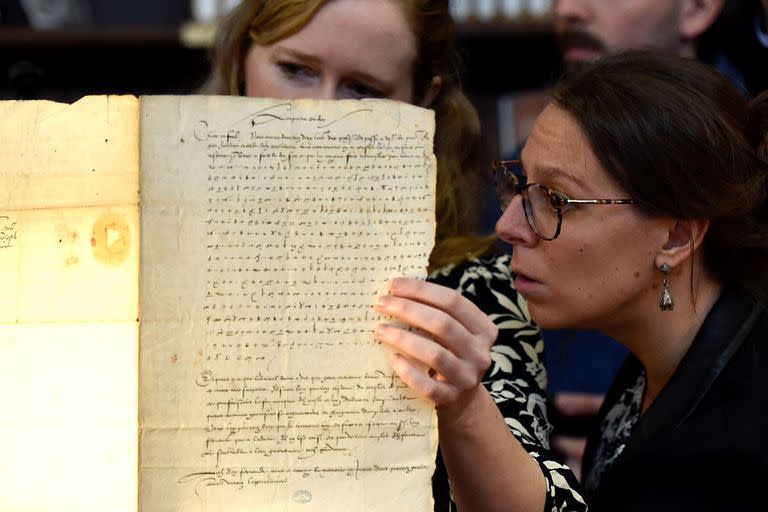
[
  {"left": 56, "top": 225, "right": 78, "bottom": 245},
  {"left": 91, "top": 213, "right": 131, "bottom": 266}
]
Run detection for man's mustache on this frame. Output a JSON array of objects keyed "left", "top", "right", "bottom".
[{"left": 557, "top": 28, "right": 605, "bottom": 54}]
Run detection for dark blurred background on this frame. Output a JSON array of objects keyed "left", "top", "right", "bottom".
[
  {"left": 0, "top": 0, "right": 558, "bottom": 113},
  {"left": 0, "top": 0, "right": 209, "bottom": 100}
]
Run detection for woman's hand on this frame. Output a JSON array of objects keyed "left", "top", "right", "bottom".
[{"left": 374, "top": 277, "right": 498, "bottom": 410}]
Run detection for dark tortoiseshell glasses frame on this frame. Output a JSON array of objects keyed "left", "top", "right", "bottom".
[{"left": 491, "top": 160, "right": 637, "bottom": 240}]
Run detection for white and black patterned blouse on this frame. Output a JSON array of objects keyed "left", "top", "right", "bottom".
[
  {"left": 428, "top": 253, "right": 587, "bottom": 512},
  {"left": 584, "top": 373, "right": 645, "bottom": 495}
]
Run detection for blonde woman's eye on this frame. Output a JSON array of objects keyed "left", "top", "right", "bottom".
[
  {"left": 343, "top": 81, "right": 383, "bottom": 99},
  {"left": 277, "top": 61, "right": 315, "bottom": 79}
]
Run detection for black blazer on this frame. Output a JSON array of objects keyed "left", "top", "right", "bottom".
[{"left": 582, "top": 289, "right": 768, "bottom": 511}]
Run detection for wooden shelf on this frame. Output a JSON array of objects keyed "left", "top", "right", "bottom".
[{"left": 0, "top": 27, "right": 181, "bottom": 47}]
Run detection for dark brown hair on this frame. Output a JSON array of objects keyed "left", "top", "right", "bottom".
[{"left": 552, "top": 51, "right": 768, "bottom": 297}]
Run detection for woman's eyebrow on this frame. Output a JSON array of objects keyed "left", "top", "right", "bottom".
[
  {"left": 271, "top": 45, "right": 322, "bottom": 66},
  {"left": 530, "top": 164, "right": 591, "bottom": 191}
]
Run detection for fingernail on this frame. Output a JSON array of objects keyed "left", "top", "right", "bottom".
[{"left": 376, "top": 295, "right": 393, "bottom": 308}]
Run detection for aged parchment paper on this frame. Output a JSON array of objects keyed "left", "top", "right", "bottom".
[
  {"left": 0, "top": 95, "right": 437, "bottom": 512},
  {"left": 138, "top": 96, "right": 438, "bottom": 512},
  {"left": 0, "top": 96, "right": 139, "bottom": 512}
]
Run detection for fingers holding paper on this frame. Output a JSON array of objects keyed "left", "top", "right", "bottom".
[{"left": 374, "top": 277, "right": 498, "bottom": 407}]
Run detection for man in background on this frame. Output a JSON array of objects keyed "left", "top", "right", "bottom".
[{"left": 555, "top": 0, "right": 766, "bottom": 94}]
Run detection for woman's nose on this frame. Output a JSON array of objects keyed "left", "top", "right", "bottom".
[
  {"left": 495, "top": 195, "right": 538, "bottom": 247},
  {"left": 318, "top": 80, "right": 337, "bottom": 100}
]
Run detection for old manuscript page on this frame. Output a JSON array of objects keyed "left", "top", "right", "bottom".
[
  {"left": 0, "top": 96, "right": 139, "bottom": 511},
  {"left": 139, "top": 96, "right": 438, "bottom": 512}
]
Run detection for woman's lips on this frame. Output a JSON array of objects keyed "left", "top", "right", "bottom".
[{"left": 512, "top": 271, "right": 543, "bottom": 295}]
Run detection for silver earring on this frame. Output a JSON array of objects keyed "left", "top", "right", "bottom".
[{"left": 659, "top": 263, "right": 674, "bottom": 312}]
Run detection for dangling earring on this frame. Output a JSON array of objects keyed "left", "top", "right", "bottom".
[{"left": 659, "top": 263, "right": 674, "bottom": 312}]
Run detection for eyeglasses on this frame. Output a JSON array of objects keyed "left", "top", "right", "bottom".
[{"left": 491, "top": 160, "right": 637, "bottom": 240}]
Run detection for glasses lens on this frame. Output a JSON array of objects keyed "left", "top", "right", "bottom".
[
  {"left": 524, "top": 184, "right": 561, "bottom": 240},
  {"left": 494, "top": 162, "right": 522, "bottom": 211}
]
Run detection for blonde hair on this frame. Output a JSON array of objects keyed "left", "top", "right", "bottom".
[{"left": 202, "top": 0, "right": 494, "bottom": 269}]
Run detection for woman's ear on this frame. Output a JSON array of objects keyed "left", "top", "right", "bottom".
[
  {"left": 679, "top": 0, "right": 724, "bottom": 40},
  {"left": 654, "top": 218, "right": 710, "bottom": 269},
  {"left": 418, "top": 75, "right": 442, "bottom": 108}
]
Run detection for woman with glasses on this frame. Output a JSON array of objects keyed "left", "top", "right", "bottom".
[{"left": 377, "top": 51, "right": 768, "bottom": 511}]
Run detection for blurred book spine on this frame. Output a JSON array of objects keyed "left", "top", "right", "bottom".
[
  {"left": 450, "top": 0, "right": 553, "bottom": 22},
  {"left": 190, "top": 0, "right": 239, "bottom": 24}
]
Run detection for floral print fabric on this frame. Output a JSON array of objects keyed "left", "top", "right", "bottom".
[{"left": 429, "top": 254, "right": 587, "bottom": 512}]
